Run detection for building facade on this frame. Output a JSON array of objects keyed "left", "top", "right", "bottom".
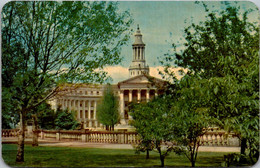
[{"left": 53, "top": 26, "right": 165, "bottom": 129}]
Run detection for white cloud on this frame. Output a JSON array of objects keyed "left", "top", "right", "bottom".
[
  {"left": 104, "top": 66, "right": 129, "bottom": 83},
  {"left": 104, "top": 65, "right": 187, "bottom": 84}
]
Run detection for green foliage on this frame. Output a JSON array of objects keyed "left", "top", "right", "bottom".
[
  {"left": 1, "top": 0, "right": 132, "bottom": 124},
  {"left": 55, "top": 106, "right": 80, "bottom": 130},
  {"left": 1, "top": 1, "right": 132, "bottom": 160},
  {"left": 161, "top": 1, "right": 259, "bottom": 164},
  {"left": 34, "top": 102, "right": 56, "bottom": 130},
  {"left": 97, "top": 84, "right": 120, "bottom": 130},
  {"left": 131, "top": 97, "right": 176, "bottom": 167}
]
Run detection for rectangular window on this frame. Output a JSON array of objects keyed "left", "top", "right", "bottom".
[
  {"left": 91, "top": 110, "right": 94, "bottom": 119},
  {"left": 85, "top": 110, "right": 88, "bottom": 118},
  {"left": 80, "top": 110, "right": 83, "bottom": 118}
]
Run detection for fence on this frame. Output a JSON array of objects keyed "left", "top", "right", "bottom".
[{"left": 2, "top": 128, "right": 239, "bottom": 146}]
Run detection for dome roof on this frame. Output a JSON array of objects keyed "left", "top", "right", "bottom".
[{"left": 133, "top": 25, "right": 145, "bottom": 45}]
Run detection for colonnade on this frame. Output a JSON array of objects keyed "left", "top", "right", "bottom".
[
  {"left": 58, "top": 99, "right": 99, "bottom": 128},
  {"left": 133, "top": 46, "right": 145, "bottom": 60},
  {"left": 119, "top": 89, "right": 157, "bottom": 120}
]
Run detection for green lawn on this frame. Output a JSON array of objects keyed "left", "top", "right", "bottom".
[{"left": 1, "top": 144, "right": 245, "bottom": 167}]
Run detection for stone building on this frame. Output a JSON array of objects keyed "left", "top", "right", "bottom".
[{"left": 53, "top": 26, "right": 165, "bottom": 129}]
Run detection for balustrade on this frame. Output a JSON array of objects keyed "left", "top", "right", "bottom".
[{"left": 2, "top": 129, "right": 238, "bottom": 146}]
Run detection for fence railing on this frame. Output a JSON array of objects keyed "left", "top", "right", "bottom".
[{"left": 2, "top": 128, "right": 239, "bottom": 146}]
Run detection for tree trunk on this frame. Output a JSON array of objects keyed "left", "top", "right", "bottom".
[
  {"left": 16, "top": 110, "right": 26, "bottom": 162},
  {"left": 160, "top": 155, "right": 165, "bottom": 167},
  {"left": 32, "top": 115, "right": 38, "bottom": 147},
  {"left": 146, "top": 149, "right": 149, "bottom": 159},
  {"left": 191, "top": 161, "right": 195, "bottom": 167},
  {"left": 240, "top": 138, "right": 247, "bottom": 155},
  {"left": 157, "top": 147, "right": 164, "bottom": 167}
]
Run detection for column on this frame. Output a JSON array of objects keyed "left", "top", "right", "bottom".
[
  {"left": 64, "top": 99, "right": 67, "bottom": 109},
  {"left": 133, "top": 47, "right": 135, "bottom": 60},
  {"left": 68, "top": 99, "right": 71, "bottom": 112},
  {"left": 129, "top": 90, "right": 132, "bottom": 102},
  {"left": 141, "top": 47, "right": 143, "bottom": 60},
  {"left": 88, "top": 101, "right": 91, "bottom": 120},
  {"left": 146, "top": 89, "right": 150, "bottom": 102},
  {"left": 120, "top": 90, "right": 124, "bottom": 119},
  {"left": 135, "top": 47, "right": 137, "bottom": 60},
  {"left": 73, "top": 100, "right": 76, "bottom": 111},
  {"left": 83, "top": 100, "right": 86, "bottom": 120},
  {"left": 137, "top": 89, "right": 141, "bottom": 102},
  {"left": 78, "top": 100, "right": 81, "bottom": 119},
  {"left": 62, "top": 99, "right": 65, "bottom": 110},
  {"left": 94, "top": 100, "right": 97, "bottom": 120},
  {"left": 143, "top": 47, "right": 145, "bottom": 60}
]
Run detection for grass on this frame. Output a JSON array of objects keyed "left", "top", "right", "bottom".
[{"left": 1, "top": 144, "right": 246, "bottom": 167}]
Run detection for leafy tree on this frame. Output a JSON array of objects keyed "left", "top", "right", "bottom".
[
  {"left": 2, "top": 1, "right": 132, "bottom": 162},
  {"left": 131, "top": 97, "right": 175, "bottom": 167},
  {"left": 170, "top": 76, "right": 212, "bottom": 167},
  {"left": 97, "top": 84, "right": 120, "bottom": 131},
  {"left": 162, "top": 1, "right": 259, "bottom": 164},
  {"left": 55, "top": 107, "right": 80, "bottom": 130},
  {"left": 35, "top": 102, "right": 56, "bottom": 130}
]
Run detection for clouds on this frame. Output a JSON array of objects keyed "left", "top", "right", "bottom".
[{"left": 104, "top": 65, "right": 187, "bottom": 84}]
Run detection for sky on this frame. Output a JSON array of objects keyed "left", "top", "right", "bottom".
[
  {"left": 0, "top": 0, "right": 259, "bottom": 84},
  {"left": 103, "top": 1, "right": 259, "bottom": 83}
]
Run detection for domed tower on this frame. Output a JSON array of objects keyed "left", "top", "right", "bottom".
[{"left": 129, "top": 25, "right": 149, "bottom": 77}]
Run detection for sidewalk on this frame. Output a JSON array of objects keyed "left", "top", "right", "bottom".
[{"left": 1, "top": 137, "right": 240, "bottom": 152}]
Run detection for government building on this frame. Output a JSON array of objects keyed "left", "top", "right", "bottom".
[{"left": 52, "top": 26, "right": 165, "bottom": 130}]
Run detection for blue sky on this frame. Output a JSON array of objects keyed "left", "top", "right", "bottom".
[
  {"left": 0, "top": 1, "right": 259, "bottom": 84},
  {"left": 117, "top": 1, "right": 259, "bottom": 67},
  {"left": 102, "top": 1, "right": 259, "bottom": 83}
]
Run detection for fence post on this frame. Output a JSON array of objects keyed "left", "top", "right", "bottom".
[
  {"left": 41, "top": 130, "right": 44, "bottom": 139},
  {"left": 82, "top": 130, "right": 86, "bottom": 142},
  {"left": 56, "top": 131, "right": 60, "bottom": 141}
]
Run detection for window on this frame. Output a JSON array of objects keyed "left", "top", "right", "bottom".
[
  {"left": 85, "top": 91, "right": 88, "bottom": 95},
  {"left": 85, "top": 110, "right": 88, "bottom": 118},
  {"left": 80, "top": 110, "right": 83, "bottom": 118},
  {"left": 97, "top": 91, "right": 99, "bottom": 95}
]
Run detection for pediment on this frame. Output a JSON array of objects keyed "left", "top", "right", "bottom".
[{"left": 118, "top": 74, "right": 166, "bottom": 86}]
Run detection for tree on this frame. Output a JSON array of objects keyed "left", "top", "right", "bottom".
[
  {"left": 55, "top": 107, "right": 80, "bottom": 130},
  {"left": 162, "top": 1, "right": 259, "bottom": 164},
  {"left": 2, "top": 1, "right": 132, "bottom": 162},
  {"left": 96, "top": 84, "right": 120, "bottom": 130},
  {"left": 131, "top": 97, "right": 175, "bottom": 167},
  {"left": 170, "top": 76, "right": 212, "bottom": 167}
]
